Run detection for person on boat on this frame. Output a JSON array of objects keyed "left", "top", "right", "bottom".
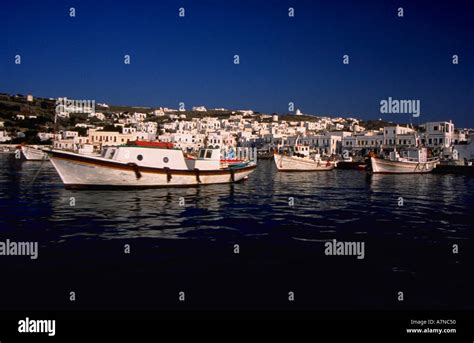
[{"left": 227, "top": 146, "right": 235, "bottom": 160}]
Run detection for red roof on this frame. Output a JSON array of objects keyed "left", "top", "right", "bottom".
[{"left": 130, "top": 140, "right": 174, "bottom": 149}]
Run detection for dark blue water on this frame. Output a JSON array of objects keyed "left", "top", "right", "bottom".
[{"left": 0, "top": 153, "right": 473, "bottom": 310}]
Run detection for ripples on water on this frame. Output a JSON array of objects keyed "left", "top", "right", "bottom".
[{"left": 0, "top": 154, "right": 473, "bottom": 309}]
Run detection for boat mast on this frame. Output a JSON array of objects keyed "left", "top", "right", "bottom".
[{"left": 394, "top": 125, "right": 397, "bottom": 153}]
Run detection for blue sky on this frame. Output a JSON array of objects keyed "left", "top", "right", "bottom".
[{"left": 1, "top": 0, "right": 473, "bottom": 127}]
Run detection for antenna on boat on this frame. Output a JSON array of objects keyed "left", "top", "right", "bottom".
[{"left": 394, "top": 125, "right": 397, "bottom": 153}]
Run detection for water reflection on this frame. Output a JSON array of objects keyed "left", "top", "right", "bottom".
[{"left": 0, "top": 155, "right": 473, "bottom": 243}]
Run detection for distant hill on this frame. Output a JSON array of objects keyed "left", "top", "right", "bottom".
[
  {"left": 0, "top": 93, "right": 56, "bottom": 122},
  {"left": 278, "top": 114, "right": 322, "bottom": 122}
]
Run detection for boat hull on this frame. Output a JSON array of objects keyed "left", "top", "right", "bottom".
[
  {"left": 370, "top": 157, "right": 438, "bottom": 174},
  {"left": 49, "top": 150, "right": 256, "bottom": 188},
  {"left": 274, "top": 154, "right": 334, "bottom": 171},
  {"left": 21, "top": 146, "right": 49, "bottom": 161}
]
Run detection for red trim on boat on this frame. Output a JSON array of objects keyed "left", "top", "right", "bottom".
[{"left": 129, "top": 140, "right": 174, "bottom": 149}]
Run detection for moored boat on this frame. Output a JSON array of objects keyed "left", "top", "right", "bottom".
[
  {"left": 370, "top": 147, "right": 438, "bottom": 174},
  {"left": 21, "top": 145, "right": 50, "bottom": 161},
  {"left": 274, "top": 145, "right": 334, "bottom": 171},
  {"left": 48, "top": 141, "right": 257, "bottom": 188}
]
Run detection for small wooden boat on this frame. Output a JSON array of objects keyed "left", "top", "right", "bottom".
[
  {"left": 274, "top": 145, "right": 334, "bottom": 171},
  {"left": 370, "top": 148, "right": 438, "bottom": 174}
]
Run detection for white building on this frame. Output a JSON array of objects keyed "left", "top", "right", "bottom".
[
  {"left": 238, "top": 110, "right": 254, "bottom": 116},
  {"left": 208, "top": 132, "right": 222, "bottom": 147},
  {"left": 88, "top": 130, "right": 136, "bottom": 146},
  {"left": 192, "top": 106, "right": 207, "bottom": 112},
  {"left": 420, "top": 121, "right": 456, "bottom": 148},
  {"left": 133, "top": 112, "right": 147, "bottom": 122},
  {"left": 89, "top": 112, "right": 105, "bottom": 121},
  {"left": 383, "top": 125, "right": 416, "bottom": 146},
  {"left": 137, "top": 121, "right": 158, "bottom": 134},
  {"left": 62, "top": 131, "right": 79, "bottom": 139},
  {"left": 153, "top": 108, "right": 165, "bottom": 116},
  {"left": 305, "top": 121, "right": 326, "bottom": 132},
  {"left": 343, "top": 131, "right": 384, "bottom": 149},
  {"left": 37, "top": 133, "right": 60, "bottom": 141},
  {"left": 75, "top": 123, "right": 95, "bottom": 129},
  {"left": 285, "top": 133, "right": 342, "bottom": 155},
  {"left": 164, "top": 132, "right": 205, "bottom": 150},
  {"left": 453, "top": 140, "right": 474, "bottom": 161},
  {"left": 134, "top": 131, "right": 156, "bottom": 141},
  {"left": 123, "top": 127, "right": 137, "bottom": 134}
]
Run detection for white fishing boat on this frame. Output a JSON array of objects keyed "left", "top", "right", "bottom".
[
  {"left": 274, "top": 145, "right": 335, "bottom": 171},
  {"left": 370, "top": 147, "right": 439, "bottom": 174},
  {"left": 48, "top": 141, "right": 257, "bottom": 188},
  {"left": 21, "top": 145, "right": 49, "bottom": 161}
]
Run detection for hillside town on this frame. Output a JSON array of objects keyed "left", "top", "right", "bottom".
[{"left": 1, "top": 93, "right": 473, "bottom": 162}]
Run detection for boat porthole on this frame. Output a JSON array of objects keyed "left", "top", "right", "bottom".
[
  {"left": 137, "top": 154, "right": 143, "bottom": 161},
  {"left": 163, "top": 157, "right": 169, "bottom": 163}
]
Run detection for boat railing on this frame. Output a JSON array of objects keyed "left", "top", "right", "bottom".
[{"left": 398, "top": 156, "right": 439, "bottom": 162}]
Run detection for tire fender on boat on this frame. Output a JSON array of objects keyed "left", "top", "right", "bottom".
[
  {"left": 164, "top": 167, "right": 172, "bottom": 183},
  {"left": 127, "top": 163, "right": 142, "bottom": 179},
  {"left": 194, "top": 168, "right": 201, "bottom": 184}
]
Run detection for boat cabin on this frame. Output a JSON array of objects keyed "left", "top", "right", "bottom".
[
  {"left": 186, "top": 148, "right": 221, "bottom": 170},
  {"left": 293, "top": 145, "right": 310, "bottom": 158},
  {"left": 390, "top": 147, "right": 428, "bottom": 162},
  {"left": 98, "top": 145, "right": 223, "bottom": 171},
  {"left": 101, "top": 145, "right": 189, "bottom": 169},
  {"left": 198, "top": 148, "right": 220, "bottom": 160}
]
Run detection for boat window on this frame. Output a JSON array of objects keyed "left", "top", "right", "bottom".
[
  {"left": 163, "top": 157, "right": 169, "bottom": 163},
  {"left": 199, "top": 150, "right": 206, "bottom": 159},
  {"left": 205, "top": 150, "right": 213, "bottom": 159},
  {"left": 137, "top": 154, "right": 143, "bottom": 161}
]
